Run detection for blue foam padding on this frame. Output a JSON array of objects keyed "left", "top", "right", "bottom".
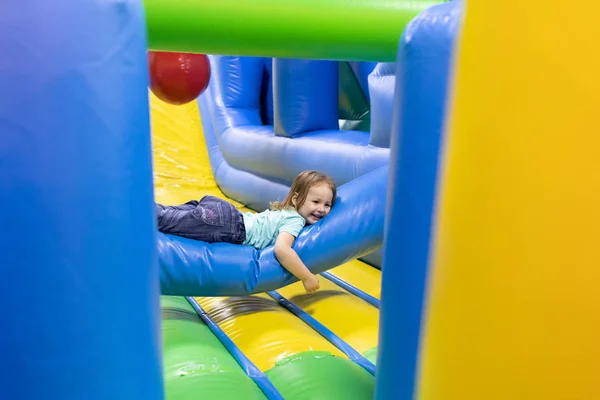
[
  {"left": 0, "top": 1, "right": 162, "bottom": 399},
  {"left": 273, "top": 59, "right": 339, "bottom": 137},
  {"left": 375, "top": 2, "right": 461, "bottom": 399},
  {"left": 204, "top": 55, "right": 390, "bottom": 186},
  {"left": 159, "top": 165, "right": 387, "bottom": 296},
  {"left": 368, "top": 62, "right": 397, "bottom": 148}
]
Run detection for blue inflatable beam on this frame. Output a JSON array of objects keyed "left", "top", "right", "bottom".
[
  {"left": 159, "top": 165, "right": 387, "bottom": 296},
  {"left": 0, "top": 1, "right": 163, "bottom": 399},
  {"left": 375, "top": 2, "right": 461, "bottom": 399}
]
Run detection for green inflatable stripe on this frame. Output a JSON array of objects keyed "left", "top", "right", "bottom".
[
  {"left": 363, "top": 346, "right": 379, "bottom": 365},
  {"left": 161, "top": 296, "right": 267, "bottom": 400},
  {"left": 265, "top": 351, "right": 374, "bottom": 399},
  {"left": 144, "top": 0, "right": 445, "bottom": 62}
]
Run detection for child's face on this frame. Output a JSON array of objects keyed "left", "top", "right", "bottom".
[{"left": 296, "top": 184, "right": 333, "bottom": 224}]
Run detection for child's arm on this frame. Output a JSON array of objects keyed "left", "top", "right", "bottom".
[{"left": 274, "top": 232, "right": 320, "bottom": 293}]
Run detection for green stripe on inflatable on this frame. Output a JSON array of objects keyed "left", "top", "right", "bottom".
[
  {"left": 161, "top": 296, "right": 267, "bottom": 400},
  {"left": 363, "top": 346, "right": 379, "bottom": 365},
  {"left": 265, "top": 351, "right": 375, "bottom": 399},
  {"left": 144, "top": 0, "right": 445, "bottom": 61}
]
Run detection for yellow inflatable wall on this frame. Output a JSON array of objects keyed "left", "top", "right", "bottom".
[{"left": 418, "top": 1, "right": 600, "bottom": 399}]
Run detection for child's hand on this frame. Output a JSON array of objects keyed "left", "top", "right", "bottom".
[{"left": 302, "top": 274, "right": 320, "bottom": 294}]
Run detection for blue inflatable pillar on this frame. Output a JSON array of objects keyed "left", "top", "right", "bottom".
[
  {"left": 375, "top": 3, "right": 460, "bottom": 399},
  {"left": 0, "top": 1, "right": 163, "bottom": 399},
  {"left": 273, "top": 59, "right": 339, "bottom": 137},
  {"left": 368, "top": 62, "right": 396, "bottom": 148},
  {"left": 210, "top": 56, "right": 266, "bottom": 127}
]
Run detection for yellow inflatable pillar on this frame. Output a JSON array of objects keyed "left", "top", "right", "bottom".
[{"left": 417, "top": 1, "right": 600, "bottom": 399}]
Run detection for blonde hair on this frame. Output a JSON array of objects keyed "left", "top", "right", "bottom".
[{"left": 270, "top": 170, "right": 337, "bottom": 211}]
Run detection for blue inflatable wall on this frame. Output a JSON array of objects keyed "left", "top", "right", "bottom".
[
  {"left": 202, "top": 56, "right": 389, "bottom": 193},
  {"left": 0, "top": 1, "right": 163, "bottom": 399}
]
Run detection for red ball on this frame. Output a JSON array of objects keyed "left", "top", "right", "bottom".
[{"left": 148, "top": 51, "right": 211, "bottom": 105}]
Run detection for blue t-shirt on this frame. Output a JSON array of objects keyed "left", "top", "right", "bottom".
[{"left": 242, "top": 208, "right": 305, "bottom": 249}]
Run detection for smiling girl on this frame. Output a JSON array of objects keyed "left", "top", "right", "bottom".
[{"left": 156, "top": 170, "right": 336, "bottom": 293}]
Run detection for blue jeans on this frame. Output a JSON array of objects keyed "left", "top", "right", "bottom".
[{"left": 156, "top": 195, "right": 246, "bottom": 244}]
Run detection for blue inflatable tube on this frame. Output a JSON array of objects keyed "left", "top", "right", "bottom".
[{"left": 159, "top": 165, "right": 387, "bottom": 296}]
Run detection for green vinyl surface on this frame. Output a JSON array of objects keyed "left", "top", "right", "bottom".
[
  {"left": 161, "top": 296, "right": 266, "bottom": 400},
  {"left": 162, "top": 297, "right": 377, "bottom": 399},
  {"left": 144, "top": 0, "right": 446, "bottom": 61},
  {"left": 266, "top": 351, "right": 375, "bottom": 399}
]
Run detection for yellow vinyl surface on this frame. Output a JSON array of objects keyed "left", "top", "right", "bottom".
[
  {"left": 328, "top": 260, "right": 382, "bottom": 300},
  {"left": 417, "top": 1, "right": 600, "bottom": 399},
  {"left": 150, "top": 91, "right": 245, "bottom": 210},
  {"left": 276, "top": 279, "right": 379, "bottom": 356},
  {"left": 149, "top": 91, "right": 381, "bottom": 372},
  {"left": 195, "top": 294, "right": 345, "bottom": 371}
]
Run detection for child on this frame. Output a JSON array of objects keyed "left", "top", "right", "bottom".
[{"left": 156, "top": 170, "right": 336, "bottom": 294}]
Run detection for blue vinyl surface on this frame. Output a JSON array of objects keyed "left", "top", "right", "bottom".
[
  {"left": 375, "top": 2, "right": 461, "bottom": 399},
  {"left": 203, "top": 55, "right": 390, "bottom": 192},
  {"left": 273, "top": 59, "right": 339, "bottom": 137},
  {"left": 0, "top": 1, "right": 162, "bottom": 399}
]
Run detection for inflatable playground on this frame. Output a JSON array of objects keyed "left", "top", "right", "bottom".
[{"left": 3, "top": 1, "right": 599, "bottom": 400}]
